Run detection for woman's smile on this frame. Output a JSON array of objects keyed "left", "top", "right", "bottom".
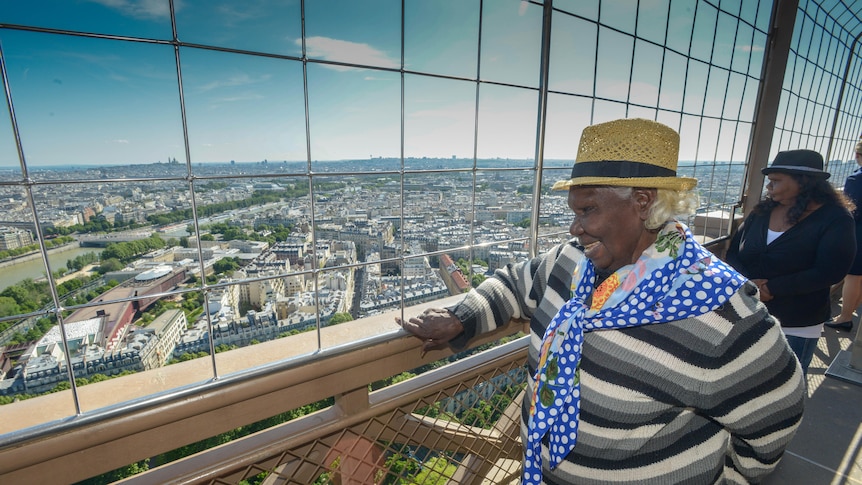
[
  {"left": 581, "top": 240, "right": 602, "bottom": 259},
  {"left": 567, "top": 186, "right": 658, "bottom": 272}
]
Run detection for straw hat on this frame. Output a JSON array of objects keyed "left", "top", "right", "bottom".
[
  {"left": 551, "top": 118, "right": 697, "bottom": 191},
  {"left": 761, "top": 149, "right": 830, "bottom": 180}
]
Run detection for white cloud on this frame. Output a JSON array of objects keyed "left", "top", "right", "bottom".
[
  {"left": 213, "top": 93, "right": 265, "bottom": 103},
  {"left": 299, "top": 36, "right": 398, "bottom": 71},
  {"left": 198, "top": 74, "right": 272, "bottom": 92},
  {"left": 86, "top": 0, "right": 172, "bottom": 19}
]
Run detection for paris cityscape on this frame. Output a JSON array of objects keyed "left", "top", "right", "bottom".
[
  {"left": 1, "top": 151, "right": 857, "bottom": 400},
  {"left": 0, "top": 158, "right": 578, "bottom": 398}
]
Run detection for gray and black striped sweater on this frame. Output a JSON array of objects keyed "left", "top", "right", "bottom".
[{"left": 448, "top": 239, "right": 805, "bottom": 484}]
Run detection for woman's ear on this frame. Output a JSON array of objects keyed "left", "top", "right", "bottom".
[{"left": 633, "top": 188, "right": 657, "bottom": 218}]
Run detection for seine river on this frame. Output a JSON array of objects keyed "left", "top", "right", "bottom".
[{"left": 0, "top": 246, "right": 99, "bottom": 292}]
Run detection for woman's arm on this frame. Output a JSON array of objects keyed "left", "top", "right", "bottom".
[
  {"left": 398, "top": 241, "right": 582, "bottom": 349},
  {"left": 445, "top": 241, "right": 579, "bottom": 348}
]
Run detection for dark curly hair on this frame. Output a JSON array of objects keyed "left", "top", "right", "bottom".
[{"left": 754, "top": 173, "right": 855, "bottom": 224}]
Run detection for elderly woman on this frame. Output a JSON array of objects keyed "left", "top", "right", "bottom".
[{"left": 397, "top": 119, "right": 804, "bottom": 485}]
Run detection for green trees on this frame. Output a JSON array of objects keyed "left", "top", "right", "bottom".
[
  {"left": 146, "top": 191, "right": 286, "bottom": 226},
  {"left": 46, "top": 216, "right": 148, "bottom": 237},
  {"left": 454, "top": 258, "right": 488, "bottom": 288},
  {"left": 96, "top": 258, "right": 123, "bottom": 274},
  {"left": 0, "top": 297, "right": 21, "bottom": 318},
  {"left": 76, "top": 460, "right": 149, "bottom": 485},
  {"left": 470, "top": 273, "right": 486, "bottom": 288},
  {"left": 102, "top": 235, "right": 166, "bottom": 262},
  {"left": 212, "top": 257, "right": 240, "bottom": 275},
  {"left": 7, "top": 317, "right": 55, "bottom": 346},
  {"left": 0, "top": 279, "right": 50, "bottom": 316},
  {"left": 412, "top": 456, "right": 456, "bottom": 484},
  {"left": 328, "top": 312, "right": 353, "bottom": 325},
  {"left": 0, "top": 235, "right": 75, "bottom": 261},
  {"left": 57, "top": 276, "right": 86, "bottom": 296},
  {"left": 255, "top": 223, "right": 293, "bottom": 244},
  {"left": 455, "top": 258, "right": 487, "bottom": 275},
  {"left": 0, "top": 392, "right": 34, "bottom": 405},
  {"left": 67, "top": 251, "right": 99, "bottom": 271}
]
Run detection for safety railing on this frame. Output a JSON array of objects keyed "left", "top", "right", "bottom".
[
  {"left": 130, "top": 338, "right": 528, "bottom": 485},
  {"left": 0, "top": 297, "right": 528, "bottom": 485}
]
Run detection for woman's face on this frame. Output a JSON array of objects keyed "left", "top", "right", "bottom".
[
  {"left": 567, "top": 186, "right": 656, "bottom": 272},
  {"left": 765, "top": 173, "right": 801, "bottom": 205}
]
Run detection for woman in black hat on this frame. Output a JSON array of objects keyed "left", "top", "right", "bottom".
[{"left": 726, "top": 149, "right": 856, "bottom": 375}]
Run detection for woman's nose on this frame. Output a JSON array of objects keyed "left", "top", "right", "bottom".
[{"left": 569, "top": 217, "right": 581, "bottom": 236}]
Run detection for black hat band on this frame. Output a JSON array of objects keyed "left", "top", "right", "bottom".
[
  {"left": 763, "top": 165, "right": 825, "bottom": 174},
  {"left": 570, "top": 160, "right": 677, "bottom": 179}
]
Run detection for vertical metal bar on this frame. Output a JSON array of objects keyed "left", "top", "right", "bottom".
[
  {"left": 168, "top": 0, "right": 219, "bottom": 378},
  {"left": 824, "top": 31, "right": 862, "bottom": 166},
  {"left": 692, "top": 2, "right": 724, "bottom": 212},
  {"left": 658, "top": 0, "right": 700, "bottom": 153},
  {"left": 589, "top": 2, "right": 600, "bottom": 121},
  {"left": 794, "top": 1, "right": 824, "bottom": 151},
  {"left": 399, "top": 0, "right": 406, "bottom": 315},
  {"left": 741, "top": 0, "right": 800, "bottom": 218},
  {"left": 655, "top": 0, "right": 672, "bottom": 117},
  {"left": 809, "top": 11, "right": 838, "bottom": 155},
  {"left": 715, "top": 7, "right": 746, "bottom": 218},
  {"left": 529, "top": 0, "right": 553, "bottom": 259},
  {"left": 680, "top": 1, "right": 701, "bottom": 168},
  {"left": 468, "top": 0, "right": 484, "bottom": 282},
  {"left": 829, "top": 47, "right": 862, "bottom": 179},
  {"left": 297, "top": 0, "right": 322, "bottom": 350},
  {"left": 625, "top": 0, "right": 640, "bottom": 117},
  {"left": 0, "top": 40, "right": 83, "bottom": 412}
]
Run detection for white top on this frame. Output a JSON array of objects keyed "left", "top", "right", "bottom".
[{"left": 766, "top": 228, "right": 783, "bottom": 245}]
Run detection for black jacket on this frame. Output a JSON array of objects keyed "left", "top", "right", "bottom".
[{"left": 725, "top": 203, "right": 855, "bottom": 327}]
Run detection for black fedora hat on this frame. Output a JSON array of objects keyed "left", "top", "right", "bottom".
[{"left": 761, "top": 149, "right": 830, "bottom": 180}]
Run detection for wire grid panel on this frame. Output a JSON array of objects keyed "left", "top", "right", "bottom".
[{"left": 210, "top": 361, "right": 528, "bottom": 485}]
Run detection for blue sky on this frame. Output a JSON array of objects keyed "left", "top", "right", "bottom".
[{"left": 0, "top": 0, "right": 772, "bottom": 169}]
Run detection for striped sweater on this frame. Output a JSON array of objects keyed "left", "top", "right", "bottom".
[{"left": 448, "top": 239, "right": 805, "bottom": 484}]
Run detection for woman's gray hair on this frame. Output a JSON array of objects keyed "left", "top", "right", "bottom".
[{"left": 607, "top": 186, "right": 700, "bottom": 230}]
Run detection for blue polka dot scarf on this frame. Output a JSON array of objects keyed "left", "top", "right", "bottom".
[{"left": 522, "top": 221, "right": 745, "bottom": 485}]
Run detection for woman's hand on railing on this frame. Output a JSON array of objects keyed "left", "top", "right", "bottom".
[{"left": 396, "top": 308, "right": 465, "bottom": 356}]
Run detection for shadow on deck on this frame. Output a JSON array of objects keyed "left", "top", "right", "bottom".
[{"left": 763, "top": 292, "right": 862, "bottom": 484}]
